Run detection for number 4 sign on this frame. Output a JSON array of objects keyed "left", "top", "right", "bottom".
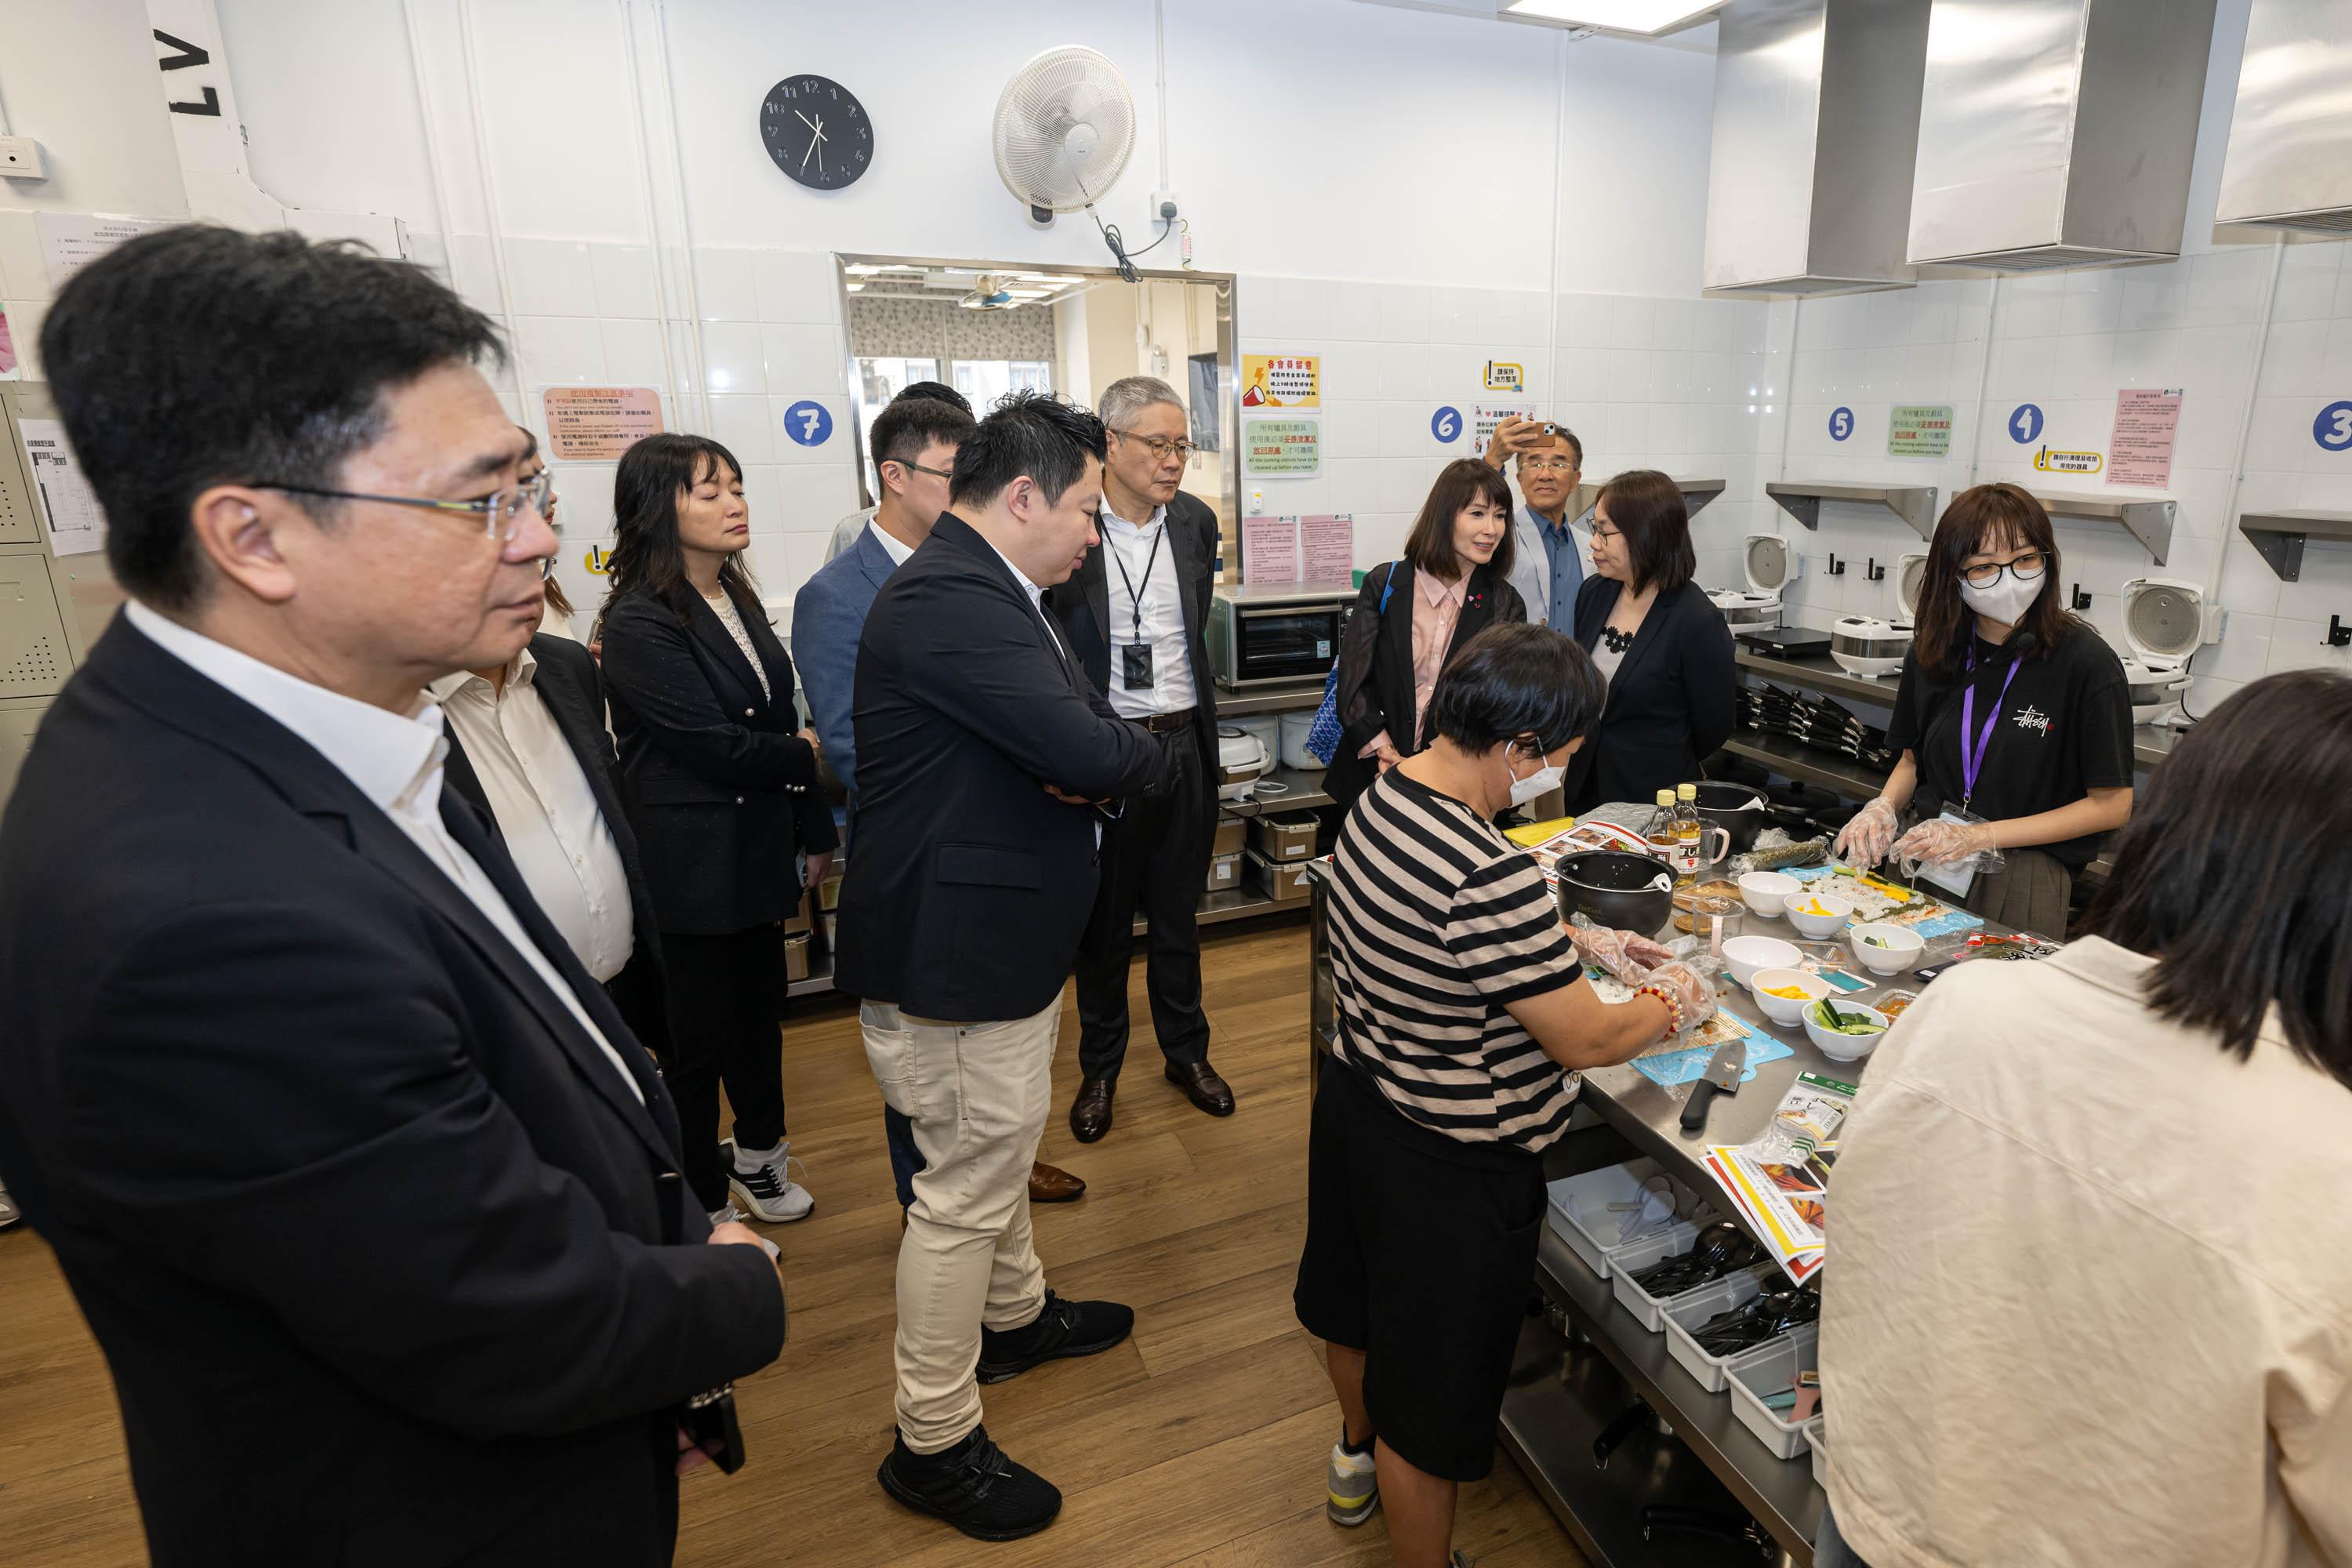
[{"left": 782, "top": 400, "right": 834, "bottom": 447}]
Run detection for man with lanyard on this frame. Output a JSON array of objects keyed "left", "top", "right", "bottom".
[
  {"left": 1047, "top": 376, "right": 1232, "bottom": 1144},
  {"left": 1484, "top": 414, "right": 1593, "bottom": 631}
]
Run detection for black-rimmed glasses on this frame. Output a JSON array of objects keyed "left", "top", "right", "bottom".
[
  {"left": 251, "top": 472, "right": 557, "bottom": 543},
  {"left": 1961, "top": 551, "right": 2046, "bottom": 588},
  {"left": 886, "top": 459, "right": 953, "bottom": 481}
]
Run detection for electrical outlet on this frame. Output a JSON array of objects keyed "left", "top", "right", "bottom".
[
  {"left": 1150, "top": 190, "right": 1180, "bottom": 225},
  {"left": 0, "top": 136, "right": 45, "bottom": 180}
]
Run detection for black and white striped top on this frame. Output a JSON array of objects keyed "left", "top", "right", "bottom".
[{"left": 1327, "top": 768, "right": 1584, "bottom": 1152}]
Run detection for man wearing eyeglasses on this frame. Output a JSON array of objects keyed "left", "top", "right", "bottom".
[
  {"left": 1483, "top": 415, "right": 1593, "bottom": 632},
  {"left": 0, "top": 227, "right": 784, "bottom": 1566},
  {"left": 1047, "top": 376, "right": 1233, "bottom": 1143}
]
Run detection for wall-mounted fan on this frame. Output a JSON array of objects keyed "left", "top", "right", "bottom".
[{"left": 993, "top": 46, "right": 1137, "bottom": 225}]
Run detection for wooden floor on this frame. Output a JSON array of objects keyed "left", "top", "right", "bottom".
[{"left": 0, "top": 920, "right": 1583, "bottom": 1567}]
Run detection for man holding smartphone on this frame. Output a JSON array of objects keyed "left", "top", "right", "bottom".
[{"left": 1484, "top": 415, "right": 1592, "bottom": 632}]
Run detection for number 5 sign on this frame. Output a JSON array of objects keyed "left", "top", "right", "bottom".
[
  {"left": 782, "top": 399, "right": 835, "bottom": 447},
  {"left": 2316, "top": 401, "right": 2352, "bottom": 453}
]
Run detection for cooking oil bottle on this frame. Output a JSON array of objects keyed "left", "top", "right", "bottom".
[
  {"left": 1673, "top": 782, "right": 1703, "bottom": 889},
  {"left": 1642, "top": 789, "right": 1679, "bottom": 865}
]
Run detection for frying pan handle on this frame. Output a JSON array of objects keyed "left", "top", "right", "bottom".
[{"left": 1680, "top": 1077, "right": 1720, "bottom": 1131}]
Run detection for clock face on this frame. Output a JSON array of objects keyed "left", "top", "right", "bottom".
[{"left": 760, "top": 76, "right": 872, "bottom": 191}]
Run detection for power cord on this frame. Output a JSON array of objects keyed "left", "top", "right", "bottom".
[{"left": 1077, "top": 175, "right": 1173, "bottom": 282}]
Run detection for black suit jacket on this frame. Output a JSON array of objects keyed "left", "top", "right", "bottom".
[
  {"left": 1044, "top": 489, "right": 1221, "bottom": 782},
  {"left": 1566, "top": 576, "right": 1737, "bottom": 811},
  {"left": 837, "top": 513, "right": 1171, "bottom": 1021},
  {"left": 441, "top": 633, "right": 669, "bottom": 1050},
  {"left": 0, "top": 618, "right": 784, "bottom": 1568},
  {"left": 600, "top": 584, "right": 838, "bottom": 937},
  {"left": 1323, "top": 560, "right": 1526, "bottom": 815}
]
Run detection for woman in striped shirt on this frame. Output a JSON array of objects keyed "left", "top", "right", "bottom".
[{"left": 1295, "top": 622, "right": 1715, "bottom": 1568}]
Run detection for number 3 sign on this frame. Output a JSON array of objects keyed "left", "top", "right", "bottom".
[
  {"left": 782, "top": 399, "right": 834, "bottom": 447},
  {"left": 2315, "top": 401, "right": 2352, "bottom": 453}
]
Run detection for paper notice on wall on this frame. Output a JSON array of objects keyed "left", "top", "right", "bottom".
[
  {"left": 541, "top": 387, "right": 666, "bottom": 461},
  {"left": 1240, "top": 354, "right": 1319, "bottom": 408},
  {"left": 1301, "top": 514, "right": 1355, "bottom": 583},
  {"left": 2107, "top": 388, "right": 2183, "bottom": 488},
  {"left": 1241, "top": 515, "right": 1301, "bottom": 585},
  {"left": 37, "top": 213, "right": 175, "bottom": 292},
  {"left": 1244, "top": 418, "right": 1321, "bottom": 477},
  {"left": 18, "top": 418, "right": 107, "bottom": 556},
  {"left": 0, "top": 304, "right": 14, "bottom": 378},
  {"left": 1887, "top": 405, "right": 1954, "bottom": 458},
  {"left": 1472, "top": 403, "right": 1535, "bottom": 455}
]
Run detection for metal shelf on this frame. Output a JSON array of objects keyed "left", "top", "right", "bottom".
[
  {"left": 2238, "top": 510, "right": 2352, "bottom": 582},
  {"left": 1245, "top": 764, "right": 1333, "bottom": 811},
  {"left": 2030, "top": 489, "right": 2174, "bottom": 565},
  {"left": 1571, "top": 475, "right": 1728, "bottom": 525},
  {"left": 1212, "top": 680, "right": 1330, "bottom": 717},
  {"left": 1766, "top": 480, "right": 1939, "bottom": 539},
  {"left": 1724, "top": 730, "right": 1889, "bottom": 801}
]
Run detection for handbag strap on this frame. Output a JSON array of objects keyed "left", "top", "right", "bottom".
[{"left": 1378, "top": 561, "right": 1401, "bottom": 615}]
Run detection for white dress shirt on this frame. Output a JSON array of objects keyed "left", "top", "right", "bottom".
[
  {"left": 123, "top": 602, "right": 644, "bottom": 1103},
  {"left": 427, "top": 649, "right": 636, "bottom": 984},
  {"left": 1098, "top": 501, "right": 1197, "bottom": 719},
  {"left": 979, "top": 534, "right": 1101, "bottom": 844},
  {"left": 866, "top": 517, "right": 916, "bottom": 568}
]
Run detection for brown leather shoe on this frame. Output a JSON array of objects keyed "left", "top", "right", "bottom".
[
  {"left": 1028, "top": 1160, "right": 1086, "bottom": 1204},
  {"left": 1069, "top": 1079, "right": 1116, "bottom": 1144},
  {"left": 1164, "top": 1060, "right": 1236, "bottom": 1117}
]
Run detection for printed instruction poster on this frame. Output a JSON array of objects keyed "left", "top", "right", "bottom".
[
  {"left": 18, "top": 418, "right": 107, "bottom": 556},
  {"left": 1239, "top": 354, "right": 1320, "bottom": 409},
  {"left": 0, "top": 303, "right": 14, "bottom": 378},
  {"left": 541, "top": 387, "right": 665, "bottom": 461},
  {"left": 2108, "top": 388, "right": 2182, "bottom": 488},
  {"left": 37, "top": 212, "right": 174, "bottom": 292},
  {"left": 1301, "top": 514, "right": 1355, "bottom": 582},
  {"left": 1241, "top": 514, "right": 1355, "bottom": 585},
  {"left": 1243, "top": 418, "right": 1321, "bottom": 477},
  {"left": 1472, "top": 403, "right": 1535, "bottom": 455},
  {"left": 1888, "top": 405, "right": 1954, "bottom": 458},
  {"left": 1240, "top": 515, "right": 1301, "bottom": 585}
]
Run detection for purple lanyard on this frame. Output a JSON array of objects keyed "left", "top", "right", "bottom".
[{"left": 1959, "top": 646, "right": 2023, "bottom": 811}]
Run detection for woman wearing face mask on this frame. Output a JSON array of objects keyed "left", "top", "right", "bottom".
[
  {"left": 1563, "top": 470, "right": 1736, "bottom": 811},
  {"left": 1831, "top": 484, "right": 2132, "bottom": 937},
  {"left": 1323, "top": 459, "right": 1527, "bottom": 822},
  {"left": 1298, "top": 624, "right": 1717, "bottom": 1568}
]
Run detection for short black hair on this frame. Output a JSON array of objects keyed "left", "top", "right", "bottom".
[
  {"left": 1595, "top": 470, "right": 1696, "bottom": 596},
  {"left": 872, "top": 396, "right": 975, "bottom": 472},
  {"left": 38, "top": 225, "right": 503, "bottom": 612},
  {"left": 2086, "top": 670, "right": 2352, "bottom": 1086},
  {"left": 949, "top": 390, "right": 1106, "bottom": 511},
  {"left": 896, "top": 380, "right": 973, "bottom": 416},
  {"left": 1428, "top": 622, "right": 1606, "bottom": 757}
]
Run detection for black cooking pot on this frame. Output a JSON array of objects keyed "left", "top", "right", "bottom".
[
  {"left": 1553, "top": 851, "right": 1675, "bottom": 935},
  {"left": 1691, "top": 780, "right": 1768, "bottom": 855}
]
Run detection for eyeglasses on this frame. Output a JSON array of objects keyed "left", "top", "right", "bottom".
[
  {"left": 252, "top": 472, "right": 557, "bottom": 543},
  {"left": 1591, "top": 526, "right": 1623, "bottom": 543},
  {"left": 886, "top": 459, "right": 953, "bottom": 481},
  {"left": 1961, "top": 551, "right": 2046, "bottom": 588},
  {"left": 1117, "top": 431, "right": 1199, "bottom": 462},
  {"left": 1521, "top": 456, "right": 1579, "bottom": 474}
]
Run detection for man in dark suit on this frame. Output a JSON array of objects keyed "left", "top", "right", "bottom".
[
  {"left": 0, "top": 226, "right": 785, "bottom": 1568},
  {"left": 839, "top": 391, "right": 1168, "bottom": 1541},
  {"left": 1046, "top": 375, "right": 1233, "bottom": 1142}
]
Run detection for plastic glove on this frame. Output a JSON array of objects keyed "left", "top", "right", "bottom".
[
  {"left": 1892, "top": 815, "right": 1996, "bottom": 866},
  {"left": 1640, "top": 960, "right": 1718, "bottom": 1036},
  {"left": 1832, "top": 797, "right": 1901, "bottom": 867},
  {"left": 1568, "top": 924, "right": 1677, "bottom": 985}
]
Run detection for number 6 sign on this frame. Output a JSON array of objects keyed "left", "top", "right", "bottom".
[{"left": 782, "top": 399, "right": 834, "bottom": 447}]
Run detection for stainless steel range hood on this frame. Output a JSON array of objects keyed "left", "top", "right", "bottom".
[
  {"left": 1702, "top": 0, "right": 1933, "bottom": 296},
  {"left": 1907, "top": 0, "right": 2218, "bottom": 271},
  {"left": 2216, "top": 0, "right": 2352, "bottom": 234}
]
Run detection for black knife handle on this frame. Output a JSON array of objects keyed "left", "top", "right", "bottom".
[{"left": 1681, "top": 1078, "right": 1720, "bottom": 1132}]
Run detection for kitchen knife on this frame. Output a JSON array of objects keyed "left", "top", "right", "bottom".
[{"left": 1679, "top": 1036, "right": 1748, "bottom": 1134}]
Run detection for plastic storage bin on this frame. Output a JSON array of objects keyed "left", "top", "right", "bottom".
[
  {"left": 1605, "top": 1218, "right": 1722, "bottom": 1330},
  {"left": 1250, "top": 811, "right": 1320, "bottom": 862},
  {"left": 1661, "top": 1270, "right": 1767, "bottom": 1393},
  {"left": 1542, "top": 1158, "right": 1693, "bottom": 1279},
  {"left": 1726, "top": 1323, "right": 1820, "bottom": 1461},
  {"left": 1206, "top": 851, "right": 1240, "bottom": 892},
  {"left": 1806, "top": 1414, "right": 1829, "bottom": 1490}
]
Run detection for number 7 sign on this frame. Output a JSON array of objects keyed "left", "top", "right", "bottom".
[{"left": 782, "top": 399, "right": 835, "bottom": 448}]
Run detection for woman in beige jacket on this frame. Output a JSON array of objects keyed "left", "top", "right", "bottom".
[{"left": 1819, "top": 669, "right": 2352, "bottom": 1568}]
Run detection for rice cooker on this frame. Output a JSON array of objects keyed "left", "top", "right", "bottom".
[
  {"left": 1829, "top": 615, "right": 1913, "bottom": 680},
  {"left": 2118, "top": 658, "right": 2193, "bottom": 726},
  {"left": 1709, "top": 589, "right": 1782, "bottom": 633},
  {"left": 1216, "top": 725, "right": 1272, "bottom": 802},
  {"left": 1226, "top": 713, "right": 1282, "bottom": 757},
  {"left": 1278, "top": 710, "right": 1323, "bottom": 771}
]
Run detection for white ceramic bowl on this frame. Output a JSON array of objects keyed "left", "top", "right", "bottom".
[
  {"left": 1737, "top": 870, "right": 1801, "bottom": 919},
  {"left": 1803, "top": 997, "right": 1890, "bottom": 1062},
  {"left": 1722, "top": 934, "right": 1803, "bottom": 989},
  {"left": 1747, "top": 967, "right": 1833, "bottom": 1027},
  {"left": 1783, "top": 891, "right": 1856, "bottom": 940},
  {"left": 1848, "top": 921, "right": 1924, "bottom": 975}
]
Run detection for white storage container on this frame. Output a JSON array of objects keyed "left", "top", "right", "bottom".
[
  {"left": 1604, "top": 1218, "right": 1721, "bottom": 1331},
  {"left": 1661, "top": 1271, "right": 1767, "bottom": 1394},
  {"left": 1806, "top": 1414, "right": 1829, "bottom": 1490},
  {"left": 1542, "top": 1159, "right": 1693, "bottom": 1279},
  {"left": 1726, "top": 1323, "right": 1820, "bottom": 1461}
]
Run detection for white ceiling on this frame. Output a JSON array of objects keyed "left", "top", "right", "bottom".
[{"left": 1343, "top": 0, "right": 1720, "bottom": 51}]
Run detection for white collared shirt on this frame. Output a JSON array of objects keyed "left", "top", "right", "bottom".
[
  {"left": 1097, "top": 500, "right": 1196, "bottom": 719},
  {"left": 866, "top": 517, "right": 916, "bottom": 568},
  {"left": 427, "top": 649, "right": 636, "bottom": 984},
  {"left": 123, "top": 602, "right": 644, "bottom": 1103},
  {"left": 978, "top": 533, "right": 1100, "bottom": 843}
]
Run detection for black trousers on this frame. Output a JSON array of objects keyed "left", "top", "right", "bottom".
[
  {"left": 1073, "top": 733, "right": 1213, "bottom": 1082},
  {"left": 662, "top": 923, "right": 788, "bottom": 1213}
]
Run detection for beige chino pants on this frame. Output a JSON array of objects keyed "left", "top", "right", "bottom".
[{"left": 861, "top": 996, "right": 1058, "bottom": 1454}]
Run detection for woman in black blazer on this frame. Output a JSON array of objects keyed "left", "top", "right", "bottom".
[
  {"left": 599, "top": 434, "right": 837, "bottom": 1227},
  {"left": 1565, "top": 469, "right": 1736, "bottom": 811},
  {"left": 1325, "top": 459, "right": 1527, "bottom": 819}
]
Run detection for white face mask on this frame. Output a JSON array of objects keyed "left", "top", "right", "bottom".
[
  {"left": 1958, "top": 572, "right": 2042, "bottom": 626},
  {"left": 1506, "top": 751, "right": 1565, "bottom": 808}
]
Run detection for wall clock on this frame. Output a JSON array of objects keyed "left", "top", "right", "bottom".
[{"left": 760, "top": 76, "right": 872, "bottom": 191}]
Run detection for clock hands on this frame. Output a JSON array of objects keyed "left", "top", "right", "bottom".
[{"left": 796, "top": 108, "right": 829, "bottom": 176}]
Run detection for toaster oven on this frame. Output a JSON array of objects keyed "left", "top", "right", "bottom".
[{"left": 1207, "top": 582, "right": 1357, "bottom": 689}]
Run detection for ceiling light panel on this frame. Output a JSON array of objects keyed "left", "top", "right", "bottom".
[{"left": 1503, "top": 0, "right": 1726, "bottom": 31}]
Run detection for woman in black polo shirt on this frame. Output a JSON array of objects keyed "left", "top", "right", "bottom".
[
  {"left": 1297, "top": 623, "right": 1715, "bottom": 1568},
  {"left": 1833, "top": 483, "right": 2133, "bottom": 937}
]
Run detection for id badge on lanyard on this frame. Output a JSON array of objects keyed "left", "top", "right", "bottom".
[{"left": 1919, "top": 652, "right": 2022, "bottom": 899}]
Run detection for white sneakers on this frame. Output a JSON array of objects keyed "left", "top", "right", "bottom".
[{"left": 723, "top": 1139, "right": 815, "bottom": 1224}]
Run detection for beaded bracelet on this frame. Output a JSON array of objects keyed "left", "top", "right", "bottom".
[{"left": 1634, "top": 982, "right": 1684, "bottom": 1037}]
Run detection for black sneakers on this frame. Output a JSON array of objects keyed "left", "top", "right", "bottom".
[
  {"left": 975, "top": 1290, "right": 1134, "bottom": 1385},
  {"left": 877, "top": 1425, "right": 1062, "bottom": 1541}
]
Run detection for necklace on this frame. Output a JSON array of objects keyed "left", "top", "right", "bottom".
[{"left": 1601, "top": 624, "right": 1636, "bottom": 653}]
